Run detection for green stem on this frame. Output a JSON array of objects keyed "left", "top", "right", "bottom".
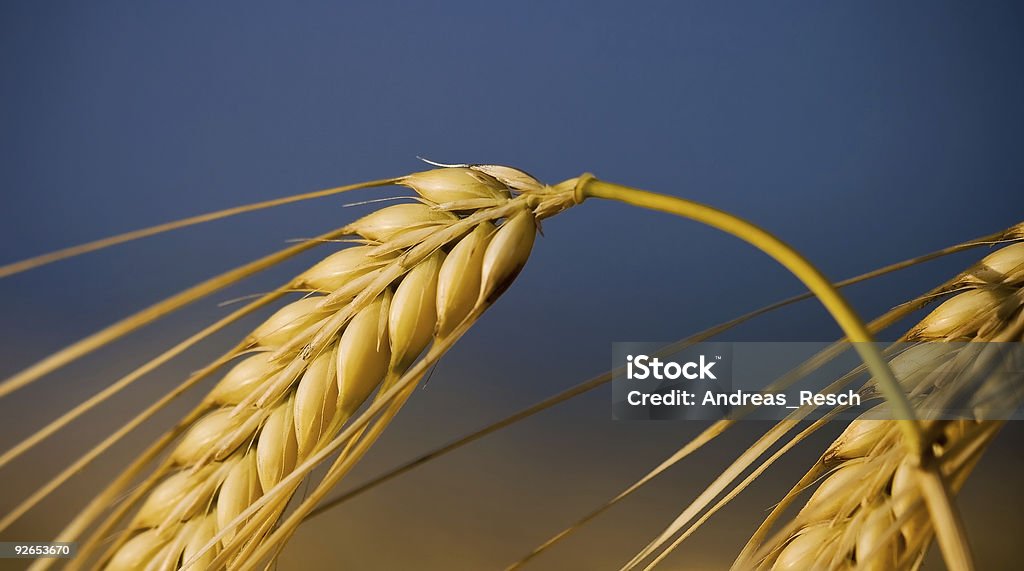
[
  {"left": 575, "top": 175, "right": 974, "bottom": 571},
  {"left": 575, "top": 176, "right": 922, "bottom": 447}
]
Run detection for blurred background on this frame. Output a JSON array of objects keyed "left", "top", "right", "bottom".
[{"left": 1, "top": 2, "right": 1022, "bottom": 569}]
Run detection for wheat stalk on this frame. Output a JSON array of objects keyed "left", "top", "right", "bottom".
[{"left": 738, "top": 243, "right": 1024, "bottom": 571}]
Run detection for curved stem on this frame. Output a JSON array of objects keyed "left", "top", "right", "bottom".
[
  {"left": 576, "top": 176, "right": 922, "bottom": 448},
  {"left": 575, "top": 176, "right": 974, "bottom": 571}
]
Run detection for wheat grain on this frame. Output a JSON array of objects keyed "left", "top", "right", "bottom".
[{"left": 91, "top": 166, "right": 575, "bottom": 570}]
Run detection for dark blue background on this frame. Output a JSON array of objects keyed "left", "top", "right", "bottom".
[{"left": 2, "top": 3, "right": 1022, "bottom": 569}]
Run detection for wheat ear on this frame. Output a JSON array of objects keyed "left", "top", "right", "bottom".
[
  {"left": 740, "top": 242, "right": 1024, "bottom": 571},
  {"left": 82, "top": 166, "right": 574, "bottom": 570},
  {"left": 624, "top": 244, "right": 1023, "bottom": 570}
]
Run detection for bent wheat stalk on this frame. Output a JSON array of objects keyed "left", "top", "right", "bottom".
[{"left": 574, "top": 178, "right": 977, "bottom": 570}]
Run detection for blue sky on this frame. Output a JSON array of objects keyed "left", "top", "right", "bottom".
[{"left": 1, "top": 3, "right": 1022, "bottom": 568}]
